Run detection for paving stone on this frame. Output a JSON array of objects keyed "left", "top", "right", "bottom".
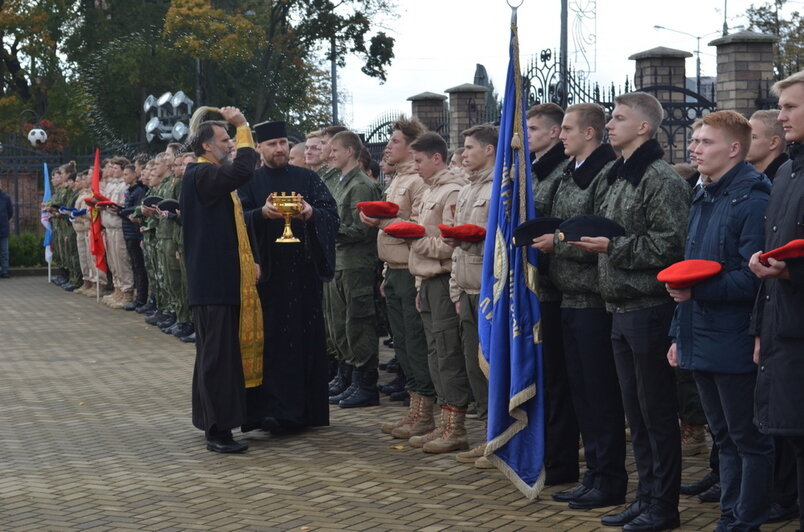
[{"left": 0, "top": 277, "right": 799, "bottom": 532}]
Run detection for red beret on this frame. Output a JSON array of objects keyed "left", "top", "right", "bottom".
[
  {"left": 438, "top": 224, "right": 486, "bottom": 243},
  {"left": 356, "top": 201, "right": 400, "bottom": 218},
  {"left": 657, "top": 259, "right": 723, "bottom": 289},
  {"left": 384, "top": 221, "right": 426, "bottom": 239},
  {"left": 759, "top": 239, "right": 804, "bottom": 265}
]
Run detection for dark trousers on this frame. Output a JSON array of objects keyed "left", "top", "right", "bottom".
[
  {"left": 772, "top": 436, "right": 799, "bottom": 508},
  {"left": 563, "top": 306, "right": 626, "bottom": 495},
  {"left": 125, "top": 238, "right": 148, "bottom": 305},
  {"left": 694, "top": 371, "right": 774, "bottom": 530},
  {"left": 675, "top": 367, "right": 707, "bottom": 425},
  {"left": 459, "top": 292, "right": 487, "bottom": 419},
  {"left": 192, "top": 305, "right": 246, "bottom": 439},
  {"left": 385, "top": 268, "right": 433, "bottom": 396},
  {"left": 611, "top": 303, "right": 680, "bottom": 511},
  {"left": 791, "top": 437, "right": 804, "bottom": 531},
  {"left": 541, "top": 301, "right": 580, "bottom": 484}
]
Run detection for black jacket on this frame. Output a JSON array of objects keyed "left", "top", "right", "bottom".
[
  {"left": 119, "top": 182, "right": 148, "bottom": 241},
  {"left": 181, "top": 148, "right": 259, "bottom": 306},
  {"left": 0, "top": 189, "right": 12, "bottom": 238},
  {"left": 752, "top": 144, "right": 804, "bottom": 436}
]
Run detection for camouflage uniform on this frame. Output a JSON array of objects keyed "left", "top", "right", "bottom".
[
  {"left": 156, "top": 176, "right": 182, "bottom": 319},
  {"left": 328, "top": 166, "right": 380, "bottom": 369},
  {"left": 63, "top": 187, "right": 82, "bottom": 286},
  {"left": 595, "top": 139, "right": 692, "bottom": 512}
]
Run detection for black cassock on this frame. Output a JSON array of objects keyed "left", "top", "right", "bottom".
[{"left": 238, "top": 164, "right": 338, "bottom": 428}]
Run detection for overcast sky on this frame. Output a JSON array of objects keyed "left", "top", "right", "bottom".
[{"left": 336, "top": 0, "right": 799, "bottom": 130}]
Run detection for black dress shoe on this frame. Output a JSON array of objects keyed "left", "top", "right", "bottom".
[
  {"left": 698, "top": 483, "right": 720, "bottom": 503},
  {"left": 379, "top": 357, "right": 397, "bottom": 371},
  {"left": 765, "top": 502, "right": 799, "bottom": 523},
  {"left": 206, "top": 439, "right": 248, "bottom": 453},
  {"left": 680, "top": 471, "right": 718, "bottom": 495},
  {"left": 568, "top": 487, "right": 625, "bottom": 510},
  {"left": 622, "top": 508, "right": 679, "bottom": 531},
  {"left": 552, "top": 484, "right": 590, "bottom": 502},
  {"left": 382, "top": 336, "right": 394, "bottom": 347},
  {"left": 601, "top": 499, "right": 648, "bottom": 527},
  {"left": 122, "top": 302, "right": 138, "bottom": 311}
]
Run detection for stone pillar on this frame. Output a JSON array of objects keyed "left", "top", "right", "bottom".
[
  {"left": 445, "top": 83, "right": 491, "bottom": 151},
  {"left": 709, "top": 30, "right": 778, "bottom": 118},
  {"left": 408, "top": 92, "right": 448, "bottom": 134},
  {"left": 629, "top": 46, "right": 692, "bottom": 163}
]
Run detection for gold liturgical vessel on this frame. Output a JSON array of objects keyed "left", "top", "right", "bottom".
[{"left": 271, "top": 192, "right": 302, "bottom": 243}]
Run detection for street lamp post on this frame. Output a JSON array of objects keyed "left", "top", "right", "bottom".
[{"left": 654, "top": 26, "right": 719, "bottom": 95}]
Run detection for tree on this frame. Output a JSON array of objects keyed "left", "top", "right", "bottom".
[{"left": 746, "top": 0, "right": 803, "bottom": 78}]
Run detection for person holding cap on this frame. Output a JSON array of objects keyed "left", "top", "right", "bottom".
[
  {"left": 750, "top": 70, "right": 804, "bottom": 532},
  {"left": 237, "top": 120, "right": 338, "bottom": 435},
  {"left": 181, "top": 106, "right": 262, "bottom": 454},
  {"left": 667, "top": 110, "right": 772, "bottom": 532},
  {"left": 573, "top": 92, "right": 691, "bottom": 531}
]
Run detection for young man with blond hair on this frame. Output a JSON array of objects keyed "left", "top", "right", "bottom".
[
  {"left": 360, "top": 117, "right": 433, "bottom": 437},
  {"left": 747, "top": 109, "right": 789, "bottom": 181},
  {"left": 326, "top": 130, "right": 381, "bottom": 409},
  {"left": 667, "top": 110, "right": 772, "bottom": 531},
  {"left": 750, "top": 70, "right": 804, "bottom": 532},
  {"left": 534, "top": 103, "right": 624, "bottom": 507},
  {"left": 573, "top": 92, "right": 691, "bottom": 530}
]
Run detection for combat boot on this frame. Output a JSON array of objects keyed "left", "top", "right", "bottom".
[
  {"left": 422, "top": 406, "right": 469, "bottom": 454},
  {"left": 381, "top": 392, "right": 417, "bottom": 434},
  {"left": 391, "top": 394, "right": 435, "bottom": 439},
  {"left": 456, "top": 441, "right": 486, "bottom": 463},
  {"left": 108, "top": 290, "right": 133, "bottom": 309},
  {"left": 409, "top": 407, "right": 445, "bottom": 448},
  {"left": 339, "top": 367, "right": 380, "bottom": 408},
  {"left": 328, "top": 361, "right": 352, "bottom": 396},
  {"left": 329, "top": 366, "right": 358, "bottom": 404},
  {"left": 74, "top": 281, "right": 93, "bottom": 295}
]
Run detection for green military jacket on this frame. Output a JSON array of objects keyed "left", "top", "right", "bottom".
[
  {"left": 532, "top": 144, "right": 570, "bottom": 303},
  {"left": 596, "top": 140, "right": 692, "bottom": 313},
  {"left": 551, "top": 145, "right": 617, "bottom": 309},
  {"left": 333, "top": 166, "right": 379, "bottom": 271},
  {"left": 155, "top": 175, "right": 179, "bottom": 240},
  {"left": 319, "top": 165, "right": 342, "bottom": 196}
]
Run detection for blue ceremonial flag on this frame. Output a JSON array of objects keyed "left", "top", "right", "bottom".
[
  {"left": 41, "top": 161, "right": 53, "bottom": 263},
  {"left": 478, "top": 5, "right": 545, "bottom": 500}
]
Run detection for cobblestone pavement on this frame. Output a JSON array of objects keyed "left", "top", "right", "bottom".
[{"left": 0, "top": 276, "right": 797, "bottom": 532}]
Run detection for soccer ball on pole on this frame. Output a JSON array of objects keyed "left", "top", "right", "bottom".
[{"left": 28, "top": 128, "right": 48, "bottom": 147}]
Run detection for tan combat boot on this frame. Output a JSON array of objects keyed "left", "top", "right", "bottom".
[
  {"left": 409, "top": 407, "right": 445, "bottom": 448},
  {"left": 109, "top": 289, "right": 133, "bottom": 309},
  {"left": 422, "top": 406, "right": 469, "bottom": 454},
  {"left": 474, "top": 455, "right": 494, "bottom": 469},
  {"left": 391, "top": 394, "right": 435, "bottom": 439},
  {"left": 84, "top": 282, "right": 100, "bottom": 297},
  {"left": 74, "top": 281, "right": 92, "bottom": 295},
  {"left": 101, "top": 288, "right": 119, "bottom": 305},
  {"left": 381, "top": 392, "right": 418, "bottom": 434},
  {"left": 681, "top": 423, "right": 707, "bottom": 456},
  {"left": 456, "top": 441, "right": 486, "bottom": 463}
]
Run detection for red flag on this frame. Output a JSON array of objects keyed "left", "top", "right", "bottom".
[{"left": 88, "top": 148, "right": 108, "bottom": 274}]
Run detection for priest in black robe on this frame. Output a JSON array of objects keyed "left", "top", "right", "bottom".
[
  {"left": 181, "top": 107, "right": 263, "bottom": 453},
  {"left": 238, "top": 120, "right": 339, "bottom": 434}
]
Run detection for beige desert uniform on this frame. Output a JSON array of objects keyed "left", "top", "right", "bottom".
[{"left": 449, "top": 166, "right": 493, "bottom": 420}]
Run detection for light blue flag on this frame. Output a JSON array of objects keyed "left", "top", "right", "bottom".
[
  {"left": 478, "top": 6, "right": 545, "bottom": 500},
  {"left": 41, "top": 161, "right": 53, "bottom": 263}
]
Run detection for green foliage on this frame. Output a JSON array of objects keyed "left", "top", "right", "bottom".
[
  {"left": 9, "top": 232, "right": 46, "bottom": 268},
  {"left": 0, "top": 0, "right": 397, "bottom": 146},
  {"left": 746, "top": 0, "right": 803, "bottom": 78}
]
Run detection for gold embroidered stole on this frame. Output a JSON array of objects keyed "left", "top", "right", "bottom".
[{"left": 230, "top": 191, "right": 264, "bottom": 388}]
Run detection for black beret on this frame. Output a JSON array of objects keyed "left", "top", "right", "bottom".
[
  {"left": 253, "top": 121, "right": 287, "bottom": 143},
  {"left": 142, "top": 196, "right": 163, "bottom": 208},
  {"left": 158, "top": 199, "right": 180, "bottom": 213},
  {"left": 513, "top": 217, "right": 563, "bottom": 247},
  {"left": 557, "top": 215, "right": 626, "bottom": 242}
]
